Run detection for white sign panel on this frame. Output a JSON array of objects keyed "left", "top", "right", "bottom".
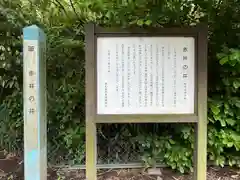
[{"left": 97, "top": 37, "right": 195, "bottom": 114}]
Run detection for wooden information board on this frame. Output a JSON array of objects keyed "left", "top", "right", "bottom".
[{"left": 85, "top": 23, "right": 208, "bottom": 180}]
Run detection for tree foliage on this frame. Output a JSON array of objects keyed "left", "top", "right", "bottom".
[{"left": 0, "top": 0, "right": 240, "bottom": 173}]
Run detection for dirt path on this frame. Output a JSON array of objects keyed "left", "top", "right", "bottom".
[{"left": 0, "top": 151, "right": 239, "bottom": 180}]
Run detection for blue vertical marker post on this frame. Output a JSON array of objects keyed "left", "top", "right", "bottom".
[{"left": 23, "top": 25, "right": 47, "bottom": 180}]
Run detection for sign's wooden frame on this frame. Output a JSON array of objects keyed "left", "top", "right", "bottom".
[{"left": 85, "top": 23, "right": 208, "bottom": 180}]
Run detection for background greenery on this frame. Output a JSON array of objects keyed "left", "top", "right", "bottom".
[{"left": 0, "top": 0, "right": 240, "bottom": 173}]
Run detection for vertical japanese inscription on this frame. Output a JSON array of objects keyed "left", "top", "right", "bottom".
[
  {"left": 116, "top": 44, "right": 119, "bottom": 93},
  {"left": 173, "top": 48, "right": 177, "bottom": 107},
  {"left": 104, "top": 82, "right": 108, "bottom": 108},
  {"left": 127, "top": 46, "right": 131, "bottom": 107},
  {"left": 27, "top": 45, "right": 36, "bottom": 115},
  {"left": 138, "top": 44, "right": 142, "bottom": 107},
  {"left": 155, "top": 44, "right": 160, "bottom": 107},
  {"left": 107, "top": 50, "right": 111, "bottom": 73},
  {"left": 132, "top": 44, "right": 136, "bottom": 75},
  {"left": 104, "top": 49, "right": 111, "bottom": 108},
  {"left": 150, "top": 45, "right": 153, "bottom": 107},
  {"left": 183, "top": 46, "right": 188, "bottom": 100},
  {"left": 121, "top": 44, "right": 125, "bottom": 108},
  {"left": 28, "top": 46, "right": 34, "bottom": 52},
  {"left": 23, "top": 38, "right": 39, "bottom": 153},
  {"left": 161, "top": 46, "right": 165, "bottom": 107},
  {"left": 144, "top": 44, "right": 148, "bottom": 107}
]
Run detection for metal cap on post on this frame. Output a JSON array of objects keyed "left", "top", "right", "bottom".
[{"left": 23, "top": 25, "right": 47, "bottom": 180}]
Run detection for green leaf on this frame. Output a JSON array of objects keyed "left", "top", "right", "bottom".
[
  {"left": 226, "top": 118, "right": 236, "bottom": 126},
  {"left": 217, "top": 53, "right": 226, "bottom": 59},
  {"left": 229, "top": 51, "right": 240, "bottom": 61},
  {"left": 210, "top": 104, "right": 220, "bottom": 115},
  {"left": 235, "top": 101, "right": 240, "bottom": 108},
  {"left": 229, "top": 59, "right": 237, "bottom": 66},
  {"left": 145, "top": 19, "right": 152, "bottom": 26},
  {"left": 219, "top": 119, "right": 226, "bottom": 127},
  {"left": 137, "top": 19, "right": 144, "bottom": 26},
  {"left": 233, "top": 79, "right": 240, "bottom": 89},
  {"left": 171, "top": 162, "right": 176, "bottom": 169},
  {"left": 208, "top": 139, "right": 214, "bottom": 145},
  {"left": 179, "top": 166, "right": 184, "bottom": 173},
  {"left": 164, "top": 153, "right": 170, "bottom": 158},
  {"left": 169, "top": 139, "right": 175, "bottom": 144},
  {"left": 219, "top": 56, "right": 229, "bottom": 65},
  {"left": 105, "top": 11, "right": 112, "bottom": 19},
  {"left": 213, "top": 114, "right": 221, "bottom": 121},
  {"left": 227, "top": 142, "right": 233, "bottom": 148}
]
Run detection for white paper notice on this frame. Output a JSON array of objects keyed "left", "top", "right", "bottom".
[{"left": 97, "top": 37, "right": 195, "bottom": 114}]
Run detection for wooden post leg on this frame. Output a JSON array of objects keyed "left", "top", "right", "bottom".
[
  {"left": 85, "top": 23, "right": 97, "bottom": 180},
  {"left": 194, "top": 121, "right": 207, "bottom": 180},
  {"left": 86, "top": 121, "right": 97, "bottom": 180},
  {"left": 194, "top": 24, "right": 208, "bottom": 180}
]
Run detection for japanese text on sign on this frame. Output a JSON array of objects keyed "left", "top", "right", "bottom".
[{"left": 97, "top": 37, "right": 195, "bottom": 114}]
